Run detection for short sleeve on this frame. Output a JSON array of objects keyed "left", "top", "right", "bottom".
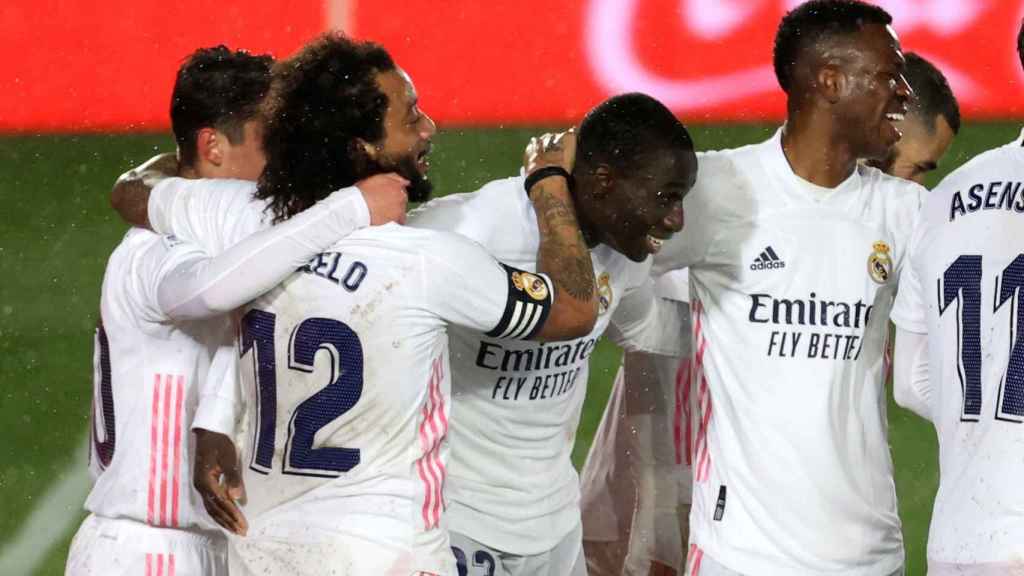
[
  {"left": 148, "top": 178, "right": 268, "bottom": 255},
  {"left": 419, "top": 231, "right": 554, "bottom": 340},
  {"left": 131, "top": 234, "right": 212, "bottom": 324},
  {"left": 652, "top": 152, "right": 723, "bottom": 275},
  {"left": 891, "top": 225, "right": 928, "bottom": 334}
]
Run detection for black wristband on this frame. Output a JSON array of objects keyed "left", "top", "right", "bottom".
[{"left": 524, "top": 166, "right": 573, "bottom": 196}]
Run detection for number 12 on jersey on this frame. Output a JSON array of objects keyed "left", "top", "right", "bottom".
[
  {"left": 240, "top": 309, "right": 365, "bottom": 478},
  {"left": 939, "top": 254, "right": 1024, "bottom": 422}
]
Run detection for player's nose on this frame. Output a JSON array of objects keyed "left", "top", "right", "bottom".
[
  {"left": 663, "top": 204, "right": 684, "bottom": 233},
  {"left": 895, "top": 73, "right": 913, "bottom": 105},
  {"left": 420, "top": 111, "right": 437, "bottom": 139}
]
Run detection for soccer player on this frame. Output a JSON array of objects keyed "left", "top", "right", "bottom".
[
  {"left": 578, "top": 270, "right": 691, "bottom": 576},
  {"left": 651, "top": 1, "right": 924, "bottom": 574},
  {"left": 888, "top": 24, "right": 1024, "bottom": 576},
  {"left": 578, "top": 52, "right": 962, "bottom": 576},
  {"left": 113, "top": 34, "right": 601, "bottom": 576},
  {"left": 406, "top": 93, "right": 696, "bottom": 576},
  {"left": 868, "top": 52, "right": 960, "bottom": 186},
  {"left": 67, "top": 46, "right": 408, "bottom": 576}
]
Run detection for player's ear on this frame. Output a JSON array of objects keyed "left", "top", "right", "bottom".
[
  {"left": 354, "top": 138, "right": 380, "bottom": 162},
  {"left": 350, "top": 138, "right": 379, "bottom": 175},
  {"left": 817, "top": 62, "right": 844, "bottom": 104},
  {"left": 195, "top": 127, "right": 224, "bottom": 167},
  {"left": 592, "top": 164, "right": 614, "bottom": 198}
]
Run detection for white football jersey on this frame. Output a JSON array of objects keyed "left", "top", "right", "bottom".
[
  {"left": 146, "top": 178, "right": 562, "bottom": 574},
  {"left": 235, "top": 224, "right": 554, "bottom": 575},
  {"left": 408, "top": 176, "right": 686, "bottom": 555},
  {"left": 654, "top": 130, "right": 923, "bottom": 575},
  {"left": 87, "top": 228, "right": 228, "bottom": 532},
  {"left": 891, "top": 130, "right": 1024, "bottom": 573},
  {"left": 579, "top": 269, "right": 693, "bottom": 575}
]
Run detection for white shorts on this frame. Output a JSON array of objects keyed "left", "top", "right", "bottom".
[
  {"left": 687, "top": 548, "right": 904, "bottom": 576},
  {"left": 65, "top": 514, "right": 227, "bottom": 576},
  {"left": 449, "top": 523, "right": 587, "bottom": 576}
]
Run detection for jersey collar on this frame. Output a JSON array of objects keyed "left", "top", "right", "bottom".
[{"left": 761, "top": 127, "right": 863, "bottom": 204}]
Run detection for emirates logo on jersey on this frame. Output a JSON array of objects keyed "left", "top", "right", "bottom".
[{"left": 867, "top": 241, "right": 893, "bottom": 285}]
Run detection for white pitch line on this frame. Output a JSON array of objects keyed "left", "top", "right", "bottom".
[{"left": 0, "top": 436, "right": 91, "bottom": 576}]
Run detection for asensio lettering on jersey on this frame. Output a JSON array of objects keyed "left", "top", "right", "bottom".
[
  {"left": 891, "top": 130, "right": 1024, "bottom": 574},
  {"left": 947, "top": 179, "right": 1024, "bottom": 221}
]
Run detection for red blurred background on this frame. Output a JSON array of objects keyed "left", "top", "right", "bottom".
[{"left": 3, "top": 0, "right": 1023, "bottom": 132}]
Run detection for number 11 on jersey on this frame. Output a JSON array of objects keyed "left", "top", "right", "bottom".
[{"left": 939, "top": 254, "right": 1024, "bottom": 423}]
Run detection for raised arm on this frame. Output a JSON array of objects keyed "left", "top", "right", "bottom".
[
  {"left": 525, "top": 131, "right": 599, "bottom": 340},
  {"left": 154, "top": 176, "right": 408, "bottom": 321},
  {"left": 112, "top": 153, "right": 410, "bottom": 243}
]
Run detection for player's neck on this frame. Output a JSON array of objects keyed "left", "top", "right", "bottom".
[
  {"left": 571, "top": 205, "right": 601, "bottom": 249},
  {"left": 780, "top": 116, "right": 858, "bottom": 189},
  {"left": 179, "top": 164, "right": 200, "bottom": 179}
]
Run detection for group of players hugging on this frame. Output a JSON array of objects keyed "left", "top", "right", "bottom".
[{"left": 65, "top": 1, "right": 1023, "bottom": 575}]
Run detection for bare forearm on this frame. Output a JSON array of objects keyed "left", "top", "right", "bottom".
[
  {"left": 111, "top": 152, "right": 179, "bottom": 227},
  {"left": 532, "top": 178, "right": 597, "bottom": 333}
]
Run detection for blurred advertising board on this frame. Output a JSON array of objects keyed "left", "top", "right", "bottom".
[{"left": 4, "top": 0, "right": 1024, "bottom": 131}]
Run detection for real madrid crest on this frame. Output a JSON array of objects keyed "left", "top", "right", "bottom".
[
  {"left": 597, "top": 272, "right": 613, "bottom": 314},
  {"left": 867, "top": 241, "right": 892, "bottom": 284},
  {"left": 512, "top": 271, "right": 550, "bottom": 301}
]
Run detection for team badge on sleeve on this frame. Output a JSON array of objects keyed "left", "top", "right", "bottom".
[
  {"left": 512, "top": 271, "right": 550, "bottom": 301},
  {"left": 486, "top": 264, "right": 554, "bottom": 340},
  {"left": 867, "top": 241, "right": 893, "bottom": 284}
]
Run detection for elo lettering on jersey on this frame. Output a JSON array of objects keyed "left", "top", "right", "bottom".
[
  {"left": 891, "top": 130, "right": 1024, "bottom": 574},
  {"left": 408, "top": 176, "right": 681, "bottom": 555},
  {"left": 143, "top": 178, "right": 556, "bottom": 574},
  {"left": 234, "top": 223, "right": 552, "bottom": 576},
  {"left": 653, "top": 130, "right": 923, "bottom": 576}
]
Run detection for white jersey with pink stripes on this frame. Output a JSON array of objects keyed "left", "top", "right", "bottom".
[
  {"left": 232, "top": 223, "right": 553, "bottom": 576},
  {"left": 407, "top": 176, "right": 687, "bottom": 557},
  {"left": 85, "top": 228, "right": 231, "bottom": 532},
  {"left": 654, "top": 131, "right": 924, "bottom": 576}
]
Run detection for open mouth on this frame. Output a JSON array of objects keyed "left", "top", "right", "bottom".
[
  {"left": 415, "top": 148, "right": 430, "bottom": 172},
  {"left": 883, "top": 112, "right": 904, "bottom": 141}
]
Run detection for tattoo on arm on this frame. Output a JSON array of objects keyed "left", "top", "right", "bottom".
[{"left": 533, "top": 182, "right": 595, "bottom": 301}]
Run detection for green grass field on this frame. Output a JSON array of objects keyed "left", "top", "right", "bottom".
[{"left": 2, "top": 122, "right": 1020, "bottom": 575}]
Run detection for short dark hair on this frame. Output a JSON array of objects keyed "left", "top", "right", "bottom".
[
  {"left": 256, "top": 33, "right": 395, "bottom": 222},
  {"left": 774, "top": 0, "right": 892, "bottom": 94},
  {"left": 1017, "top": 18, "right": 1024, "bottom": 73},
  {"left": 576, "top": 93, "right": 694, "bottom": 174},
  {"left": 170, "top": 45, "right": 273, "bottom": 167},
  {"left": 903, "top": 52, "right": 960, "bottom": 135}
]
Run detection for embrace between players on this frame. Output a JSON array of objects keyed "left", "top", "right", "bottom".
[{"left": 67, "top": 1, "right": 1023, "bottom": 575}]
